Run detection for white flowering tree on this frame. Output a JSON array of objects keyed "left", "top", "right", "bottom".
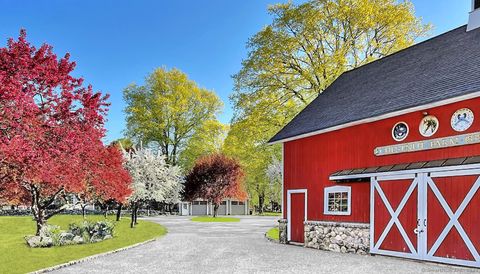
[
  {"left": 266, "top": 158, "right": 282, "bottom": 212},
  {"left": 123, "top": 145, "right": 183, "bottom": 228}
]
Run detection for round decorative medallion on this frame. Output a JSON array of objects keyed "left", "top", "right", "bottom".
[
  {"left": 451, "top": 108, "right": 474, "bottom": 132},
  {"left": 392, "top": 122, "right": 409, "bottom": 141},
  {"left": 419, "top": 115, "right": 439, "bottom": 137}
]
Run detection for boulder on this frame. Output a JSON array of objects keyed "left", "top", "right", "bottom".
[
  {"left": 25, "top": 235, "right": 41, "bottom": 248},
  {"left": 25, "top": 235, "right": 53, "bottom": 248},
  {"left": 90, "top": 234, "right": 104, "bottom": 243},
  {"left": 72, "top": 236, "right": 84, "bottom": 244},
  {"left": 59, "top": 232, "right": 75, "bottom": 241}
]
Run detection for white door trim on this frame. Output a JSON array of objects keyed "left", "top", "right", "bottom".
[{"left": 286, "top": 189, "right": 307, "bottom": 242}]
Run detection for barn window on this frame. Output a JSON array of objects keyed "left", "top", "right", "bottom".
[
  {"left": 238, "top": 201, "right": 245, "bottom": 205},
  {"left": 324, "top": 186, "right": 351, "bottom": 215},
  {"left": 231, "top": 201, "right": 238, "bottom": 205},
  {"left": 476, "top": 0, "right": 480, "bottom": 10}
]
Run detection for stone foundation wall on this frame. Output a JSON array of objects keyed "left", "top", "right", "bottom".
[
  {"left": 304, "top": 221, "right": 369, "bottom": 255},
  {"left": 278, "top": 219, "right": 288, "bottom": 244}
]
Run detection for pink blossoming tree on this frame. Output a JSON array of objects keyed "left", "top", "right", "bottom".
[{"left": 0, "top": 30, "right": 131, "bottom": 235}]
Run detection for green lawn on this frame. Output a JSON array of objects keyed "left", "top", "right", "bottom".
[
  {"left": 191, "top": 216, "right": 240, "bottom": 222},
  {"left": 0, "top": 215, "right": 167, "bottom": 274},
  {"left": 258, "top": 212, "right": 282, "bottom": 217},
  {"left": 266, "top": 227, "right": 279, "bottom": 241}
]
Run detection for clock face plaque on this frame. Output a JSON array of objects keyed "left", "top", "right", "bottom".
[
  {"left": 451, "top": 108, "right": 474, "bottom": 132},
  {"left": 419, "top": 115, "right": 439, "bottom": 137},
  {"left": 392, "top": 122, "right": 409, "bottom": 141}
]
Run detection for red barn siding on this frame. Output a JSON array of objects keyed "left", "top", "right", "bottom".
[{"left": 283, "top": 97, "right": 480, "bottom": 223}]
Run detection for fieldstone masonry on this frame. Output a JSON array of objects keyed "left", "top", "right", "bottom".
[
  {"left": 304, "top": 221, "right": 370, "bottom": 255},
  {"left": 278, "top": 219, "right": 288, "bottom": 244}
]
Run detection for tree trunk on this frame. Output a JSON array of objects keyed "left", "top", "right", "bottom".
[
  {"left": 31, "top": 187, "right": 46, "bottom": 236},
  {"left": 81, "top": 204, "right": 87, "bottom": 219},
  {"left": 104, "top": 205, "right": 109, "bottom": 218},
  {"left": 29, "top": 185, "right": 65, "bottom": 235},
  {"left": 116, "top": 203, "right": 122, "bottom": 221},
  {"left": 133, "top": 203, "right": 139, "bottom": 225},
  {"left": 258, "top": 194, "right": 265, "bottom": 214},
  {"left": 213, "top": 203, "right": 219, "bottom": 218},
  {"left": 130, "top": 203, "right": 136, "bottom": 228}
]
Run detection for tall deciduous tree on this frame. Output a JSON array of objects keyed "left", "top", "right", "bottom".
[
  {"left": 183, "top": 153, "right": 246, "bottom": 217},
  {"left": 227, "top": 0, "right": 431, "bottom": 211},
  {"left": 123, "top": 67, "right": 223, "bottom": 165},
  {"left": 179, "top": 120, "right": 229, "bottom": 172},
  {"left": 0, "top": 30, "right": 131, "bottom": 235},
  {"left": 123, "top": 145, "right": 183, "bottom": 227}
]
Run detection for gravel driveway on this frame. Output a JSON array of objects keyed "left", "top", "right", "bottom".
[{"left": 52, "top": 216, "right": 475, "bottom": 273}]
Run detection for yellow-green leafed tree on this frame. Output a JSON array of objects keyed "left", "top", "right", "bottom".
[
  {"left": 228, "top": 0, "right": 431, "bottom": 212},
  {"left": 179, "top": 120, "right": 229, "bottom": 172},
  {"left": 123, "top": 67, "right": 223, "bottom": 165}
]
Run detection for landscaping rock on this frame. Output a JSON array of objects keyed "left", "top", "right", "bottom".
[
  {"left": 25, "top": 235, "right": 53, "bottom": 248},
  {"left": 60, "top": 232, "right": 75, "bottom": 241},
  {"left": 72, "top": 235, "right": 84, "bottom": 244},
  {"left": 103, "top": 235, "right": 113, "bottom": 240},
  {"left": 90, "top": 234, "right": 104, "bottom": 243}
]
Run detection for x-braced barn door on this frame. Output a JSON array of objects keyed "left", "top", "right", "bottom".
[
  {"left": 425, "top": 170, "right": 480, "bottom": 267},
  {"left": 371, "top": 170, "right": 480, "bottom": 267},
  {"left": 370, "top": 174, "right": 422, "bottom": 259}
]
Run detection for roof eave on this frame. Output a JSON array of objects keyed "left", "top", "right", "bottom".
[{"left": 268, "top": 90, "right": 480, "bottom": 145}]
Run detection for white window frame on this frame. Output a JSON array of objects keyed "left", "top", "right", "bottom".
[{"left": 324, "top": 186, "right": 351, "bottom": 216}]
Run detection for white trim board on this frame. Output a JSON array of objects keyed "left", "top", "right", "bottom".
[
  {"left": 330, "top": 163, "right": 480, "bottom": 181},
  {"left": 286, "top": 189, "right": 307, "bottom": 242},
  {"left": 268, "top": 91, "right": 480, "bottom": 145}
]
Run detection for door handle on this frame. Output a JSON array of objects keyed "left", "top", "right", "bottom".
[
  {"left": 414, "top": 228, "right": 424, "bottom": 235},
  {"left": 424, "top": 219, "right": 427, "bottom": 227}
]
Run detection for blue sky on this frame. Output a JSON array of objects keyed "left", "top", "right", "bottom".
[{"left": 0, "top": 0, "right": 471, "bottom": 143}]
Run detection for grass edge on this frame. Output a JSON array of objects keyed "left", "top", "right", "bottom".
[{"left": 29, "top": 236, "right": 163, "bottom": 274}]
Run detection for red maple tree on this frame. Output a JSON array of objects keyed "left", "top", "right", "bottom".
[
  {"left": 76, "top": 144, "right": 132, "bottom": 218},
  {"left": 0, "top": 30, "right": 131, "bottom": 234},
  {"left": 183, "top": 153, "right": 247, "bottom": 217}
]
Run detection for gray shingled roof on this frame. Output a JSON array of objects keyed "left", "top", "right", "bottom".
[{"left": 269, "top": 25, "right": 480, "bottom": 143}]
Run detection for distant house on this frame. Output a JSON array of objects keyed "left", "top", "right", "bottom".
[
  {"left": 179, "top": 198, "right": 249, "bottom": 216},
  {"left": 269, "top": 1, "right": 480, "bottom": 268}
]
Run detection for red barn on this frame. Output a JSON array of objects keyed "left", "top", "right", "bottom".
[{"left": 269, "top": 2, "right": 480, "bottom": 268}]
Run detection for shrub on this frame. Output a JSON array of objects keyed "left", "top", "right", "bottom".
[{"left": 26, "top": 220, "right": 115, "bottom": 248}]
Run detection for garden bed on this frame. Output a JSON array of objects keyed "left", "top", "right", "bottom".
[{"left": 0, "top": 215, "right": 167, "bottom": 274}]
